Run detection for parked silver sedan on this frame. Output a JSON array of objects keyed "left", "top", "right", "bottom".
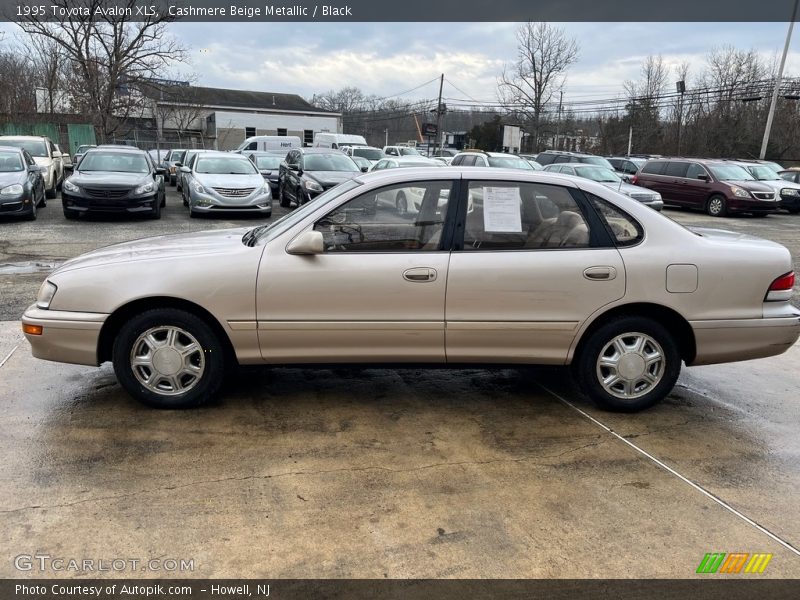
[
  {"left": 22, "top": 168, "right": 799, "bottom": 411},
  {"left": 543, "top": 163, "right": 663, "bottom": 210},
  {"left": 181, "top": 152, "right": 272, "bottom": 217}
]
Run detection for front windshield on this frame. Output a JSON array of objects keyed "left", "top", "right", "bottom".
[
  {"left": 749, "top": 166, "right": 780, "bottom": 180},
  {"left": 353, "top": 148, "right": 384, "bottom": 160},
  {"left": 248, "top": 179, "right": 362, "bottom": 244},
  {"left": 78, "top": 152, "right": 150, "bottom": 173},
  {"left": 304, "top": 153, "right": 359, "bottom": 172},
  {"left": 488, "top": 156, "right": 533, "bottom": 170},
  {"left": 196, "top": 156, "right": 258, "bottom": 174},
  {"left": 255, "top": 156, "right": 282, "bottom": 170},
  {"left": 170, "top": 150, "right": 186, "bottom": 162},
  {"left": 708, "top": 165, "right": 754, "bottom": 181},
  {"left": 1, "top": 139, "right": 47, "bottom": 157},
  {"left": 399, "top": 147, "right": 421, "bottom": 156},
  {"left": 352, "top": 156, "right": 371, "bottom": 169},
  {"left": 0, "top": 151, "right": 24, "bottom": 172},
  {"left": 575, "top": 166, "right": 621, "bottom": 183},
  {"left": 582, "top": 156, "right": 614, "bottom": 169}
]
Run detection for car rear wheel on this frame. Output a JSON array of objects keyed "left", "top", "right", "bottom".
[
  {"left": 575, "top": 316, "right": 681, "bottom": 412},
  {"left": 706, "top": 194, "right": 727, "bottom": 217},
  {"left": 112, "top": 308, "right": 225, "bottom": 409}
]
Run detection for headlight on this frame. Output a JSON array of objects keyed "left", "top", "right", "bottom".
[
  {"left": 191, "top": 181, "right": 206, "bottom": 194},
  {"left": 651, "top": 192, "right": 662, "bottom": 201},
  {"left": 63, "top": 179, "right": 80, "bottom": 193},
  {"left": 304, "top": 180, "right": 323, "bottom": 192},
  {"left": 780, "top": 188, "right": 800, "bottom": 197},
  {"left": 134, "top": 182, "right": 154, "bottom": 195},
  {"left": 262, "top": 183, "right": 271, "bottom": 195},
  {"left": 0, "top": 184, "right": 24, "bottom": 196},
  {"left": 729, "top": 185, "right": 751, "bottom": 198},
  {"left": 36, "top": 280, "right": 57, "bottom": 309}
]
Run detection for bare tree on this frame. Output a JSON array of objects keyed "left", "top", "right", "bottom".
[
  {"left": 497, "top": 22, "right": 579, "bottom": 149},
  {"left": 26, "top": 36, "right": 68, "bottom": 114},
  {"left": 623, "top": 55, "right": 669, "bottom": 153},
  {"left": 146, "top": 81, "right": 206, "bottom": 144},
  {"left": 16, "top": 0, "right": 187, "bottom": 141}
]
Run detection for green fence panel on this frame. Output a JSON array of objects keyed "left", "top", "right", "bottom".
[{"left": 66, "top": 124, "right": 97, "bottom": 155}]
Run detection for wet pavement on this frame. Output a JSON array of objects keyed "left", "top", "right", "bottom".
[
  {"left": 1, "top": 190, "right": 799, "bottom": 577},
  {"left": 1, "top": 318, "right": 799, "bottom": 578}
]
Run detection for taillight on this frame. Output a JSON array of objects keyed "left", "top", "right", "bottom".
[
  {"left": 632, "top": 174, "right": 639, "bottom": 185},
  {"left": 765, "top": 271, "right": 795, "bottom": 301}
]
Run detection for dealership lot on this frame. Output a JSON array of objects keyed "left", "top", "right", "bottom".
[{"left": 1, "top": 189, "right": 799, "bottom": 577}]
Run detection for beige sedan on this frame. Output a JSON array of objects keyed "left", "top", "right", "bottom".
[{"left": 22, "top": 168, "right": 800, "bottom": 411}]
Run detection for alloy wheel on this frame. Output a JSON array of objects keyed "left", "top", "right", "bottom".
[
  {"left": 595, "top": 332, "right": 665, "bottom": 400},
  {"left": 129, "top": 325, "right": 205, "bottom": 396}
]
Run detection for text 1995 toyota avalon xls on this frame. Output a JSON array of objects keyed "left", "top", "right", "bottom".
[{"left": 22, "top": 168, "right": 800, "bottom": 411}]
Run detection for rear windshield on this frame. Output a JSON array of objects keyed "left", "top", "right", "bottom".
[
  {"left": 579, "top": 156, "right": 614, "bottom": 169},
  {"left": 399, "top": 147, "right": 421, "bottom": 156},
  {"left": 254, "top": 156, "right": 282, "bottom": 170},
  {"left": 353, "top": 148, "right": 384, "bottom": 160},
  {"left": 488, "top": 156, "right": 533, "bottom": 170}
]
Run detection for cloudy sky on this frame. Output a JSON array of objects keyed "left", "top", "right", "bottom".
[
  {"left": 166, "top": 22, "right": 799, "bottom": 103},
  {"left": 3, "top": 21, "right": 799, "bottom": 103}
]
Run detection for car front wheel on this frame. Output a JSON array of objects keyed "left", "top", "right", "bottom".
[
  {"left": 575, "top": 316, "right": 681, "bottom": 412},
  {"left": 112, "top": 308, "right": 226, "bottom": 409},
  {"left": 707, "top": 194, "right": 727, "bottom": 217}
]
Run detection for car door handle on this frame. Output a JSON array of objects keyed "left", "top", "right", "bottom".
[
  {"left": 403, "top": 267, "right": 437, "bottom": 282},
  {"left": 583, "top": 266, "right": 617, "bottom": 281}
]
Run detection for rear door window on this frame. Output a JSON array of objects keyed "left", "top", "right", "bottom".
[
  {"left": 641, "top": 161, "right": 666, "bottom": 175},
  {"left": 664, "top": 162, "right": 689, "bottom": 178}
]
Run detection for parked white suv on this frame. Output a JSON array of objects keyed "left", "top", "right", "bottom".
[{"left": 0, "top": 135, "right": 63, "bottom": 198}]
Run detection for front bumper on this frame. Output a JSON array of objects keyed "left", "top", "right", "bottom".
[
  {"left": 727, "top": 196, "right": 780, "bottom": 214},
  {"left": 0, "top": 192, "right": 34, "bottom": 216},
  {"left": 778, "top": 193, "right": 800, "bottom": 210},
  {"left": 62, "top": 191, "right": 158, "bottom": 214},
  {"left": 22, "top": 305, "right": 107, "bottom": 366},
  {"left": 689, "top": 313, "right": 800, "bottom": 366},
  {"left": 189, "top": 190, "right": 272, "bottom": 214}
]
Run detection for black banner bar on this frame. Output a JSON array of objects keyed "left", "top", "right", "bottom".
[{"left": 1, "top": 0, "right": 800, "bottom": 22}]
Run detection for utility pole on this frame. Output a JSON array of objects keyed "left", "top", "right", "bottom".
[
  {"left": 384, "top": 128, "right": 388, "bottom": 147},
  {"left": 760, "top": 0, "right": 799, "bottom": 160},
  {"left": 676, "top": 80, "right": 686, "bottom": 155},
  {"left": 554, "top": 90, "right": 563, "bottom": 150},
  {"left": 435, "top": 73, "right": 444, "bottom": 155}
]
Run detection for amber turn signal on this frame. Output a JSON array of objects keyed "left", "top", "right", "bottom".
[{"left": 23, "top": 324, "right": 43, "bottom": 335}]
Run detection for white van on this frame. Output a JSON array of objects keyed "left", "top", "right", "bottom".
[
  {"left": 235, "top": 136, "right": 301, "bottom": 154},
  {"left": 313, "top": 133, "right": 368, "bottom": 149}
]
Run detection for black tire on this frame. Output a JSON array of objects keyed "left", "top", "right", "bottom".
[
  {"left": 575, "top": 316, "right": 681, "bottom": 412},
  {"left": 189, "top": 205, "right": 198, "bottom": 218},
  {"left": 787, "top": 208, "right": 800, "bottom": 215},
  {"left": 706, "top": 194, "right": 727, "bottom": 217},
  {"left": 25, "top": 200, "right": 37, "bottom": 221},
  {"left": 160, "top": 193, "right": 166, "bottom": 208},
  {"left": 112, "top": 308, "right": 226, "bottom": 409},
  {"left": 45, "top": 180, "right": 57, "bottom": 200},
  {"left": 63, "top": 207, "right": 79, "bottom": 220},
  {"left": 278, "top": 183, "right": 290, "bottom": 208},
  {"left": 149, "top": 198, "right": 161, "bottom": 219},
  {"left": 396, "top": 191, "right": 408, "bottom": 214},
  {"left": 182, "top": 194, "right": 188, "bottom": 207}
]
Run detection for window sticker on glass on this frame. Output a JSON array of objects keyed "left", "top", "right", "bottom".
[{"left": 483, "top": 186, "right": 522, "bottom": 232}]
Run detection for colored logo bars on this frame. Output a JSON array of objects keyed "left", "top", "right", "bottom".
[{"left": 696, "top": 552, "right": 773, "bottom": 574}]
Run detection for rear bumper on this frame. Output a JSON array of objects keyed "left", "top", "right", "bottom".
[
  {"left": 689, "top": 313, "right": 800, "bottom": 366},
  {"left": 21, "top": 305, "right": 106, "bottom": 366}
]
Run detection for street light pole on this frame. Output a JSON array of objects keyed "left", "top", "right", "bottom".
[{"left": 760, "top": 0, "right": 799, "bottom": 160}]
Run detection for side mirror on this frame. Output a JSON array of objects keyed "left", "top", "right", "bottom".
[
  {"left": 259, "top": 169, "right": 271, "bottom": 176},
  {"left": 180, "top": 166, "right": 190, "bottom": 173},
  {"left": 155, "top": 167, "right": 166, "bottom": 175},
  {"left": 52, "top": 150, "right": 62, "bottom": 158},
  {"left": 360, "top": 166, "right": 369, "bottom": 172},
  {"left": 697, "top": 173, "right": 710, "bottom": 181},
  {"left": 286, "top": 230, "right": 324, "bottom": 255}
]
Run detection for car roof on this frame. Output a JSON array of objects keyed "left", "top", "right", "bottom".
[
  {"left": 85, "top": 146, "right": 147, "bottom": 154},
  {"left": 0, "top": 145, "right": 25, "bottom": 153},
  {"left": 300, "top": 148, "right": 347, "bottom": 154}
]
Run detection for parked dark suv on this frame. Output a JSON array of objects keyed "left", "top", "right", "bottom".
[
  {"left": 535, "top": 150, "right": 614, "bottom": 170},
  {"left": 633, "top": 158, "right": 779, "bottom": 217}
]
